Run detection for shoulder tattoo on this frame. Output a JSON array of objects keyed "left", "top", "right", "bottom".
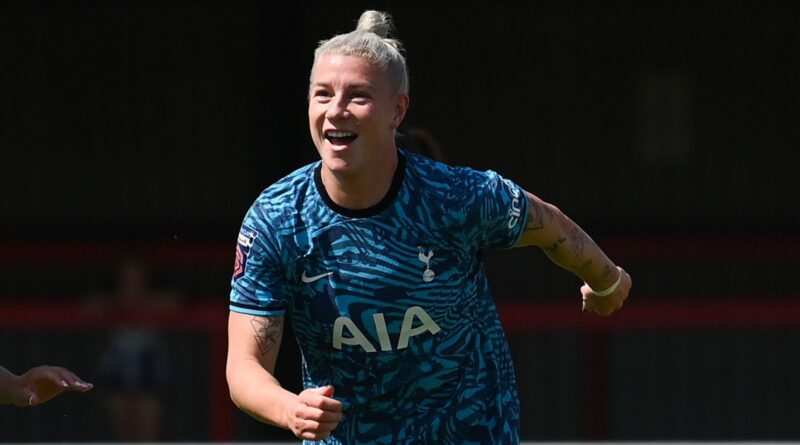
[{"left": 524, "top": 195, "right": 544, "bottom": 232}]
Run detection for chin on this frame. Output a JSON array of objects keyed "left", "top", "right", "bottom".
[{"left": 321, "top": 154, "right": 354, "bottom": 174}]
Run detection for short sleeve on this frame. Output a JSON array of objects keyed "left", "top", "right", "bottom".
[
  {"left": 450, "top": 167, "right": 528, "bottom": 250},
  {"left": 229, "top": 205, "right": 290, "bottom": 316}
]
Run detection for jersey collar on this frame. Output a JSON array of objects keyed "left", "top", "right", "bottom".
[{"left": 314, "top": 151, "right": 407, "bottom": 218}]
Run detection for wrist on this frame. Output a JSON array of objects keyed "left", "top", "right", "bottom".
[
  {"left": 0, "top": 369, "right": 19, "bottom": 404},
  {"left": 587, "top": 267, "right": 622, "bottom": 297}
]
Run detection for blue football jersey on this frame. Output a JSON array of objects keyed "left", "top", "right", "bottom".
[{"left": 230, "top": 149, "right": 528, "bottom": 444}]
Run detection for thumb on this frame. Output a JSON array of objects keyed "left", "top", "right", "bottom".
[
  {"left": 22, "top": 389, "right": 38, "bottom": 407},
  {"left": 308, "top": 385, "right": 335, "bottom": 397},
  {"left": 580, "top": 284, "right": 593, "bottom": 313}
]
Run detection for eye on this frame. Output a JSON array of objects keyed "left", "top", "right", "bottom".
[
  {"left": 311, "top": 89, "right": 332, "bottom": 101},
  {"left": 350, "top": 91, "right": 371, "bottom": 103}
]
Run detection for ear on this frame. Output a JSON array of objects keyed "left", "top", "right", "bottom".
[{"left": 390, "top": 94, "right": 410, "bottom": 130}]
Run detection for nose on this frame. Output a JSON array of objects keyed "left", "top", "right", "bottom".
[{"left": 325, "top": 97, "right": 350, "bottom": 120}]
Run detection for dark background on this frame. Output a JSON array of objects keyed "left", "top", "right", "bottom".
[{"left": 1, "top": 1, "right": 799, "bottom": 442}]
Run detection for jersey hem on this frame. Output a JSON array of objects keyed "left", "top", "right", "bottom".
[{"left": 229, "top": 305, "right": 286, "bottom": 316}]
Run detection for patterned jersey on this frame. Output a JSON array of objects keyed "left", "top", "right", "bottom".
[{"left": 230, "top": 149, "right": 528, "bottom": 444}]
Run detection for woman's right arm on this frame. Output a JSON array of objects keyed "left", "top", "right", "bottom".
[{"left": 226, "top": 311, "right": 343, "bottom": 440}]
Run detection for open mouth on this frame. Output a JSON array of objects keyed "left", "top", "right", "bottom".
[{"left": 325, "top": 130, "right": 358, "bottom": 146}]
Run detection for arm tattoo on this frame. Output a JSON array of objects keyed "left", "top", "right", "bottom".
[
  {"left": 524, "top": 195, "right": 544, "bottom": 232},
  {"left": 250, "top": 316, "right": 283, "bottom": 356},
  {"left": 569, "top": 228, "right": 585, "bottom": 258},
  {"left": 544, "top": 236, "right": 567, "bottom": 254},
  {"left": 602, "top": 264, "right": 614, "bottom": 279}
]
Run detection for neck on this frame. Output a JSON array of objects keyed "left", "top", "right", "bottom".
[{"left": 321, "top": 149, "right": 399, "bottom": 210}]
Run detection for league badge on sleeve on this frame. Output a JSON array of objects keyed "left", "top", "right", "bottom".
[{"left": 233, "top": 226, "right": 258, "bottom": 280}]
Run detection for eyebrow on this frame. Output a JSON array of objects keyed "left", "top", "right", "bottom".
[
  {"left": 310, "top": 82, "right": 376, "bottom": 93},
  {"left": 348, "top": 83, "right": 375, "bottom": 92}
]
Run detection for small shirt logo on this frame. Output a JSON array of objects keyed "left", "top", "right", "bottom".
[
  {"left": 301, "top": 271, "right": 333, "bottom": 283},
  {"left": 233, "top": 227, "right": 258, "bottom": 280},
  {"left": 503, "top": 178, "right": 523, "bottom": 229},
  {"left": 417, "top": 247, "right": 435, "bottom": 282}
]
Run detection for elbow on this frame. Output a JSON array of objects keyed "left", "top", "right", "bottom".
[
  {"left": 226, "top": 377, "right": 240, "bottom": 408},
  {"left": 228, "top": 389, "right": 243, "bottom": 410},
  {"left": 225, "top": 361, "right": 243, "bottom": 409}
]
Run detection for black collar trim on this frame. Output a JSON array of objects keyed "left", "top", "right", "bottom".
[{"left": 314, "top": 152, "right": 406, "bottom": 218}]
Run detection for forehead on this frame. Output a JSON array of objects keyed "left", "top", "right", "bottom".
[{"left": 311, "top": 54, "right": 388, "bottom": 88}]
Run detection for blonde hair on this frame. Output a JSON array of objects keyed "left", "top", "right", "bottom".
[{"left": 311, "top": 10, "right": 409, "bottom": 95}]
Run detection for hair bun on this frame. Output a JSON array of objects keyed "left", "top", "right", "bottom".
[{"left": 356, "top": 10, "right": 393, "bottom": 38}]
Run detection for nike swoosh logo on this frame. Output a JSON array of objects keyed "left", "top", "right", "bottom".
[{"left": 301, "top": 271, "right": 333, "bottom": 283}]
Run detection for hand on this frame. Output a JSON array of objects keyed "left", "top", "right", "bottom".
[
  {"left": 287, "top": 385, "right": 343, "bottom": 441},
  {"left": 15, "top": 366, "right": 93, "bottom": 407},
  {"left": 581, "top": 267, "right": 632, "bottom": 316}
]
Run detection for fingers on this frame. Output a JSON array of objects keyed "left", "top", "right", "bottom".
[
  {"left": 308, "top": 384, "right": 335, "bottom": 397},
  {"left": 294, "top": 416, "right": 341, "bottom": 440},
  {"left": 33, "top": 366, "right": 93, "bottom": 392},
  {"left": 301, "top": 385, "right": 342, "bottom": 412},
  {"left": 291, "top": 407, "right": 342, "bottom": 440},
  {"left": 59, "top": 369, "right": 94, "bottom": 392},
  {"left": 582, "top": 292, "right": 621, "bottom": 316},
  {"left": 291, "top": 386, "right": 343, "bottom": 440}
]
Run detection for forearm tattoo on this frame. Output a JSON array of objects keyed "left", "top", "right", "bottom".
[
  {"left": 569, "top": 228, "right": 585, "bottom": 258},
  {"left": 250, "top": 316, "right": 283, "bottom": 356},
  {"left": 543, "top": 236, "right": 567, "bottom": 254}
]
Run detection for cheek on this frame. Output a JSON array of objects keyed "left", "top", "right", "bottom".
[
  {"left": 357, "top": 107, "right": 391, "bottom": 130},
  {"left": 308, "top": 105, "right": 320, "bottom": 124},
  {"left": 308, "top": 107, "right": 325, "bottom": 132},
  {"left": 308, "top": 111, "right": 323, "bottom": 146}
]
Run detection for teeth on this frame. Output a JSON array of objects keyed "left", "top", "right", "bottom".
[{"left": 326, "top": 130, "right": 356, "bottom": 138}]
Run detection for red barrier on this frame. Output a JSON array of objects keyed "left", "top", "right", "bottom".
[
  {"left": 2, "top": 237, "right": 798, "bottom": 440},
  {"left": 498, "top": 298, "right": 800, "bottom": 332},
  {"left": 2, "top": 297, "right": 799, "bottom": 440}
]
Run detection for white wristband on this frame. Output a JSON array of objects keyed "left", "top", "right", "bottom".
[{"left": 588, "top": 267, "right": 622, "bottom": 297}]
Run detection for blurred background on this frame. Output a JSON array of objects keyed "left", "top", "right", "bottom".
[{"left": 1, "top": 1, "right": 798, "bottom": 442}]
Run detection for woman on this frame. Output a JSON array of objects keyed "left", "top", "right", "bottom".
[{"left": 226, "top": 10, "right": 631, "bottom": 444}]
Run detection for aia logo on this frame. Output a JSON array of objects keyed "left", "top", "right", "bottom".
[
  {"left": 233, "top": 227, "right": 258, "bottom": 280},
  {"left": 333, "top": 306, "right": 441, "bottom": 353}
]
